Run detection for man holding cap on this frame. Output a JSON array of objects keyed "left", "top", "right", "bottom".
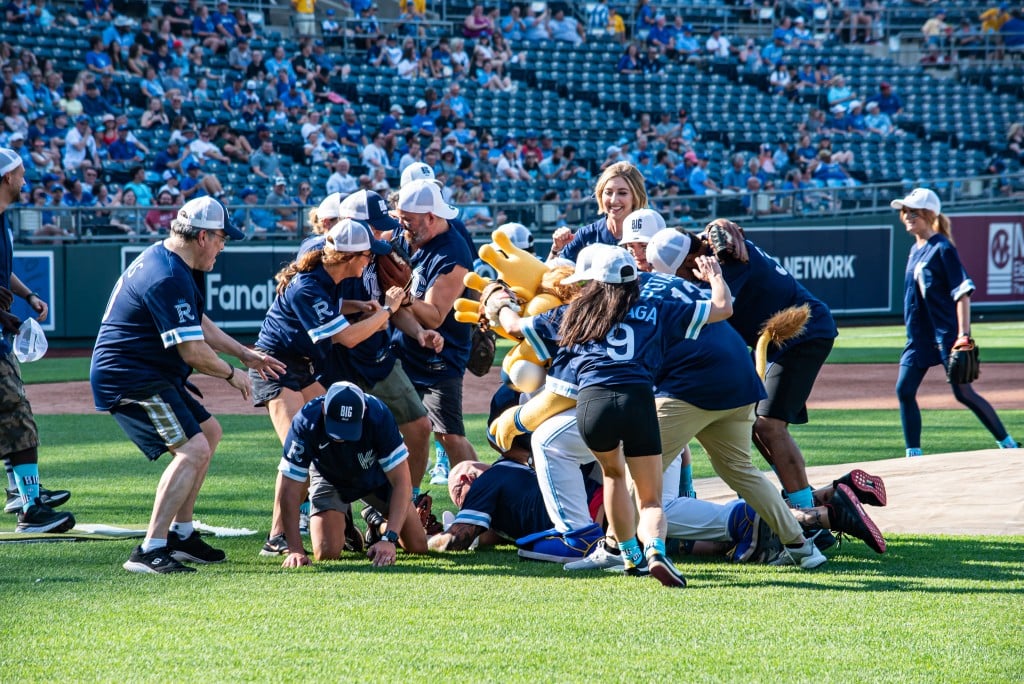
[
  {"left": 276, "top": 381, "right": 428, "bottom": 567},
  {"left": 391, "top": 178, "right": 478, "bottom": 470},
  {"left": 91, "top": 196, "right": 285, "bottom": 574}
]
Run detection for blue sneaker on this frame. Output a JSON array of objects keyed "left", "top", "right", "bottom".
[{"left": 516, "top": 523, "right": 603, "bottom": 563}]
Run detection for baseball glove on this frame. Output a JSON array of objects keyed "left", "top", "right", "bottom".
[
  {"left": 376, "top": 238, "right": 414, "bottom": 294},
  {"left": 467, "top": 324, "right": 497, "bottom": 377},
  {"left": 479, "top": 280, "right": 520, "bottom": 328},
  {"left": 704, "top": 221, "right": 749, "bottom": 263},
  {"left": 415, "top": 492, "right": 443, "bottom": 536},
  {"left": 947, "top": 336, "right": 980, "bottom": 385}
]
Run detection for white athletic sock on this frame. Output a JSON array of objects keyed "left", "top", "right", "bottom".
[
  {"left": 141, "top": 538, "right": 168, "bottom": 553},
  {"left": 170, "top": 521, "right": 194, "bottom": 539}
]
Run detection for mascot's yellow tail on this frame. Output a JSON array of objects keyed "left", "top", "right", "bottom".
[{"left": 755, "top": 304, "right": 811, "bottom": 380}]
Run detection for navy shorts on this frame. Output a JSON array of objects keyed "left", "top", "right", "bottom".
[
  {"left": 758, "top": 336, "right": 834, "bottom": 425},
  {"left": 577, "top": 383, "right": 662, "bottom": 457},
  {"left": 110, "top": 385, "right": 212, "bottom": 461},
  {"left": 416, "top": 375, "right": 465, "bottom": 436},
  {"left": 249, "top": 351, "right": 318, "bottom": 407}
]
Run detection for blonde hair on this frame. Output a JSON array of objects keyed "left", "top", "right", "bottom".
[{"left": 594, "top": 161, "right": 648, "bottom": 216}]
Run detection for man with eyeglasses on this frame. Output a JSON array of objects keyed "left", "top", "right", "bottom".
[{"left": 91, "top": 196, "right": 285, "bottom": 573}]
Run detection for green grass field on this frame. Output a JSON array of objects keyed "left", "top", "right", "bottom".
[
  {"left": 3, "top": 323, "right": 1022, "bottom": 680},
  {"left": 2, "top": 410, "right": 1023, "bottom": 681}
]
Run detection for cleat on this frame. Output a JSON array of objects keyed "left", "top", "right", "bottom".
[
  {"left": 259, "top": 533, "right": 309, "bottom": 557},
  {"left": 123, "top": 545, "right": 195, "bottom": 574},
  {"left": 15, "top": 500, "right": 75, "bottom": 533},
  {"left": 5, "top": 486, "right": 71, "bottom": 514},
  {"left": 771, "top": 538, "right": 828, "bottom": 569},
  {"left": 646, "top": 552, "right": 687, "bottom": 588},
  {"left": 343, "top": 508, "right": 363, "bottom": 552},
  {"left": 833, "top": 469, "right": 887, "bottom": 507},
  {"left": 564, "top": 538, "right": 625, "bottom": 571},
  {"left": 168, "top": 531, "right": 226, "bottom": 564},
  {"left": 829, "top": 483, "right": 886, "bottom": 554},
  {"left": 361, "top": 505, "right": 385, "bottom": 546},
  {"left": 804, "top": 527, "right": 837, "bottom": 552},
  {"left": 414, "top": 492, "right": 443, "bottom": 536}
]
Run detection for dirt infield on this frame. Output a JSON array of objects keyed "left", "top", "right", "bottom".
[{"left": 27, "top": 363, "right": 1024, "bottom": 415}]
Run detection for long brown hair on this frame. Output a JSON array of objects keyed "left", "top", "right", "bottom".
[
  {"left": 903, "top": 207, "right": 954, "bottom": 245},
  {"left": 558, "top": 280, "right": 640, "bottom": 347},
  {"left": 274, "top": 247, "right": 347, "bottom": 294}
]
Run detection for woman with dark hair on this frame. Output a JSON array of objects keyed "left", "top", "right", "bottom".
[
  {"left": 616, "top": 42, "right": 642, "bottom": 75},
  {"left": 552, "top": 243, "right": 711, "bottom": 587},
  {"left": 891, "top": 188, "right": 1018, "bottom": 455}
]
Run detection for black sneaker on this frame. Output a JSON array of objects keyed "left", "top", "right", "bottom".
[
  {"left": 15, "top": 499, "right": 75, "bottom": 533},
  {"left": 361, "top": 505, "right": 385, "bottom": 546},
  {"left": 168, "top": 530, "right": 226, "bottom": 564},
  {"left": 343, "top": 508, "right": 363, "bottom": 553},
  {"left": 828, "top": 483, "right": 886, "bottom": 554},
  {"left": 646, "top": 552, "right": 687, "bottom": 588},
  {"left": 259, "top": 533, "right": 310, "bottom": 557},
  {"left": 833, "top": 469, "right": 887, "bottom": 507},
  {"left": 5, "top": 486, "right": 71, "bottom": 514},
  {"left": 123, "top": 545, "right": 196, "bottom": 574}
]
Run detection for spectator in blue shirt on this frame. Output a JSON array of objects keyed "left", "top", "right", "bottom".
[
  {"left": 85, "top": 36, "right": 114, "bottom": 75},
  {"left": 108, "top": 125, "right": 145, "bottom": 164}
]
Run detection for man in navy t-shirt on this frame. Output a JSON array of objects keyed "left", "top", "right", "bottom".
[{"left": 91, "top": 196, "right": 284, "bottom": 574}]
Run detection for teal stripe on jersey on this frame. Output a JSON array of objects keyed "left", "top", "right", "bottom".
[
  {"left": 308, "top": 315, "right": 350, "bottom": 343},
  {"left": 161, "top": 325, "right": 204, "bottom": 348}
]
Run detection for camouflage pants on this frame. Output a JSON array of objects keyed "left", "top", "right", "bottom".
[{"left": 0, "top": 351, "right": 39, "bottom": 456}]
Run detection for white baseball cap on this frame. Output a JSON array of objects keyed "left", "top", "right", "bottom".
[
  {"left": 326, "top": 218, "right": 391, "bottom": 255},
  {"left": 618, "top": 208, "right": 667, "bottom": 245},
  {"left": 397, "top": 178, "right": 458, "bottom": 220},
  {"left": 495, "top": 222, "right": 534, "bottom": 252},
  {"left": 176, "top": 196, "right": 245, "bottom": 240},
  {"left": 339, "top": 189, "right": 399, "bottom": 231},
  {"left": 890, "top": 187, "right": 941, "bottom": 214},
  {"left": 317, "top": 192, "right": 342, "bottom": 220},
  {"left": 647, "top": 228, "right": 694, "bottom": 275},
  {"left": 562, "top": 245, "right": 638, "bottom": 284},
  {"left": 0, "top": 146, "right": 23, "bottom": 175},
  {"left": 400, "top": 162, "right": 435, "bottom": 187}
]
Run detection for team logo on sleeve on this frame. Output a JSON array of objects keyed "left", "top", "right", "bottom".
[
  {"left": 175, "top": 300, "right": 194, "bottom": 323},
  {"left": 312, "top": 299, "right": 331, "bottom": 321}
]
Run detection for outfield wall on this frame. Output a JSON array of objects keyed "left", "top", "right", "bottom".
[{"left": 11, "top": 207, "right": 1024, "bottom": 341}]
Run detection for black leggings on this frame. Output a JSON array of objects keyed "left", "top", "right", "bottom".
[
  {"left": 896, "top": 364, "right": 1009, "bottom": 449},
  {"left": 576, "top": 383, "right": 662, "bottom": 457}
]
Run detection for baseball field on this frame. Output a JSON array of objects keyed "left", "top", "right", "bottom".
[{"left": 2, "top": 322, "right": 1022, "bottom": 681}]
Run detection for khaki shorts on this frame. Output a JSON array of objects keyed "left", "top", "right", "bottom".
[
  {"left": 0, "top": 352, "right": 39, "bottom": 454},
  {"left": 358, "top": 359, "right": 427, "bottom": 426}
]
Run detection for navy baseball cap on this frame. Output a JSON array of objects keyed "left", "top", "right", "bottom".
[
  {"left": 339, "top": 189, "right": 399, "bottom": 231},
  {"left": 323, "top": 381, "right": 366, "bottom": 441}
]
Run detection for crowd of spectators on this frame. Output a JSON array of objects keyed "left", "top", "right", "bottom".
[{"left": 0, "top": 0, "right": 1021, "bottom": 241}]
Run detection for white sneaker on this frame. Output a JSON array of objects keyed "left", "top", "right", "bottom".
[
  {"left": 563, "top": 540, "right": 624, "bottom": 571},
  {"left": 770, "top": 539, "right": 827, "bottom": 569},
  {"left": 429, "top": 463, "right": 449, "bottom": 486}
]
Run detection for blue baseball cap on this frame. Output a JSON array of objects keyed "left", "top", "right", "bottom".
[{"left": 323, "top": 381, "right": 366, "bottom": 441}]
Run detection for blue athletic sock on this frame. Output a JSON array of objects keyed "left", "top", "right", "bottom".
[
  {"left": 411, "top": 486, "right": 420, "bottom": 502},
  {"left": 677, "top": 463, "right": 694, "bottom": 498},
  {"left": 169, "top": 521, "right": 194, "bottom": 539},
  {"left": 434, "top": 442, "right": 449, "bottom": 469},
  {"left": 619, "top": 537, "right": 643, "bottom": 567},
  {"left": 906, "top": 447, "right": 923, "bottom": 457},
  {"left": 12, "top": 463, "right": 40, "bottom": 512},
  {"left": 998, "top": 435, "right": 1019, "bottom": 449},
  {"left": 645, "top": 537, "right": 667, "bottom": 559},
  {"left": 785, "top": 486, "right": 814, "bottom": 509},
  {"left": 141, "top": 538, "right": 167, "bottom": 553}
]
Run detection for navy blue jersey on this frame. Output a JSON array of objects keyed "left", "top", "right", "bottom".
[
  {"left": 519, "top": 304, "right": 577, "bottom": 399},
  {"left": 555, "top": 281, "right": 708, "bottom": 394},
  {"left": 1, "top": 214, "right": 13, "bottom": 355},
  {"left": 902, "top": 233, "right": 975, "bottom": 367},
  {"left": 642, "top": 273, "right": 766, "bottom": 410},
  {"left": 561, "top": 216, "right": 617, "bottom": 263},
  {"left": 90, "top": 243, "right": 206, "bottom": 410},
  {"left": 279, "top": 394, "right": 408, "bottom": 503},
  {"left": 391, "top": 229, "right": 473, "bottom": 385},
  {"left": 448, "top": 217, "right": 477, "bottom": 260},
  {"left": 297, "top": 233, "right": 326, "bottom": 256},
  {"left": 716, "top": 240, "right": 837, "bottom": 360},
  {"left": 453, "top": 458, "right": 552, "bottom": 541},
  {"left": 331, "top": 267, "right": 396, "bottom": 386},
  {"left": 255, "top": 266, "right": 349, "bottom": 371}
]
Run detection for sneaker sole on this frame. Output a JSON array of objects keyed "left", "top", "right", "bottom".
[
  {"left": 429, "top": 476, "right": 449, "bottom": 485},
  {"left": 5, "top": 491, "right": 71, "bottom": 514},
  {"left": 844, "top": 469, "right": 887, "bottom": 507},
  {"left": 836, "top": 484, "right": 887, "bottom": 554},
  {"left": 16, "top": 514, "right": 75, "bottom": 534},
  {"left": 518, "top": 549, "right": 587, "bottom": 564},
  {"left": 648, "top": 560, "right": 687, "bottom": 588},
  {"left": 170, "top": 550, "right": 226, "bottom": 564},
  {"left": 122, "top": 560, "right": 196, "bottom": 574},
  {"left": 799, "top": 551, "right": 828, "bottom": 569},
  {"left": 564, "top": 557, "right": 625, "bottom": 571},
  {"left": 259, "top": 548, "right": 287, "bottom": 557}
]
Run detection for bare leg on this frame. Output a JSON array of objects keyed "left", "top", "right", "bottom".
[
  {"left": 310, "top": 508, "right": 345, "bottom": 561},
  {"left": 752, "top": 415, "right": 811, "bottom": 494},
  {"left": 625, "top": 453, "right": 666, "bottom": 546},
  {"left": 437, "top": 432, "right": 478, "bottom": 466},
  {"left": 147, "top": 425, "right": 215, "bottom": 541},
  {"left": 399, "top": 416, "right": 431, "bottom": 489},
  {"left": 267, "top": 384, "right": 324, "bottom": 539}
]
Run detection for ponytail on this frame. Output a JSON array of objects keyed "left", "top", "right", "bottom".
[{"left": 935, "top": 213, "right": 953, "bottom": 245}]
